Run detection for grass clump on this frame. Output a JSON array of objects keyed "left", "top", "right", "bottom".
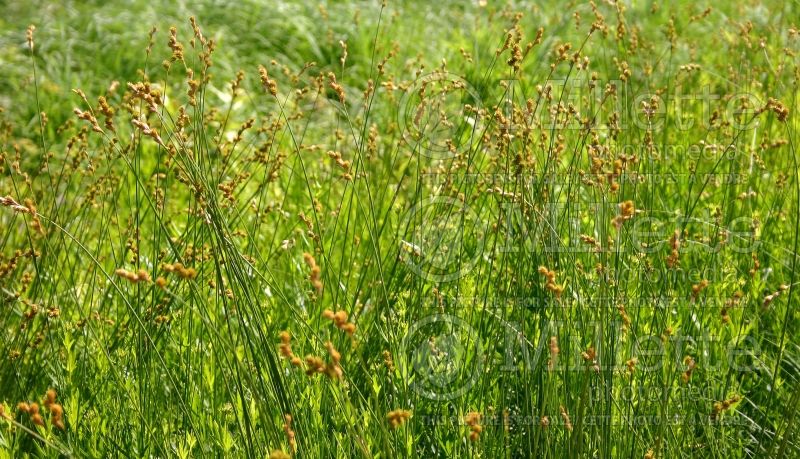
[{"left": 0, "top": 0, "right": 799, "bottom": 457}]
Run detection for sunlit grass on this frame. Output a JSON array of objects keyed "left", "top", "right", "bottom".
[{"left": 0, "top": 1, "right": 798, "bottom": 457}]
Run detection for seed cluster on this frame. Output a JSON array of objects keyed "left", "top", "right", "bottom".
[
  {"left": 322, "top": 309, "right": 356, "bottom": 336},
  {"left": 387, "top": 409, "right": 412, "bottom": 429},
  {"left": 711, "top": 395, "right": 742, "bottom": 420},
  {"left": 548, "top": 336, "right": 559, "bottom": 370},
  {"left": 162, "top": 262, "right": 197, "bottom": 279},
  {"left": 15, "top": 389, "right": 64, "bottom": 430},
  {"left": 115, "top": 268, "right": 152, "bottom": 284},
  {"left": 283, "top": 414, "right": 297, "bottom": 452},
  {"left": 464, "top": 411, "right": 483, "bottom": 441},
  {"left": 612, "top": 200, "right": 635, "bottom": 228},
  {"left": 763, "top": 284, "right": 789, "bottom": 309},
  {"left": 560, "top": 405, "right": 572, "bottom": 432},
  {"left": 537, "top": 266, "right": 564, "bottom": 298},
  {"left": 303, "top": 253, "right": 323, "bottom": 295},
  {"left": 278, "top": 331, "right": 303, "bottom": 367}
]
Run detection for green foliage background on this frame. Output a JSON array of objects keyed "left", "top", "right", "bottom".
[{"left": 0, "top": 0, "right": 798, "bottom": 457}]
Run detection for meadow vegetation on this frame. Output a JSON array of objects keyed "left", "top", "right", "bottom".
[{"left": 0, "top": 0, "right": 798, "bottom": 457}]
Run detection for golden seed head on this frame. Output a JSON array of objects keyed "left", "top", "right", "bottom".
[
  {"left": 259, "top": 65, "right": 278, "bottom": 97},
  {"left": 26, "top": 25, "right": 35, "bottom": 51},
  {"left": 560, "top": 405, "right": 573, "bottom": 431},
  {"left": 387, "top": 409, "right": 412, "bottom": 428},
  {"left": 49, "top": 403, "right": 63, "bottom": 417}
]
